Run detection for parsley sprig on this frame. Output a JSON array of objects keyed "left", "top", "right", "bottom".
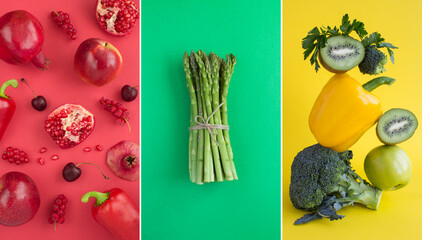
[
  {"left": 302, "top": 14, "right": 397, "bottom": 72},
  {"left": 361, "top": 32, "right": 398, "bottom": 63}
]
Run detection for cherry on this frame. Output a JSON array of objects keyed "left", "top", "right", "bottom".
[
  {"left": 62, "top": 162, "right": 109, "bottom": 182},
  {"left": 121, "top": 84, "right": 138, "bottom": 102},
  {"left": 21, "top": 78, "right": 47, "bottom": 111},
  {"left": 32, "top": 96, "right": 47, "bottom": 111}
]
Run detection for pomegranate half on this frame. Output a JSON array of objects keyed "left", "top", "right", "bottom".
[
  {"left": 44, "top": 104, "right": 95, "bottom": 149},
  {"left": 0, "top": 10, "right": 50, "bottom": 70},
  {"left": 95, "top": 0, "right": 140, "bottom": 37}
]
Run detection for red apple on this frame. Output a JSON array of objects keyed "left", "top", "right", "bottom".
[
  {"left": 0, "top": 172, "right": 40, "bottom": 226},
  {"left": 74, "top": 38, "right": 122, "bottom": 87}
]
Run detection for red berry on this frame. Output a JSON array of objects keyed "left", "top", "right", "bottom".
[
  {"left": 51, "top": 10, "right": 77, "bottom": 40},
  {"left": 99, "top": 97, "right": 131, "bottom": 131},
  {"left": 48, "top": 194, "right": 68, "bottom": 229},
  {"left": 3, "top": 146, "right": 30, "bottom": 165}
]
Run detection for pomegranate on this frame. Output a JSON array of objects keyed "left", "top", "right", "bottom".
[
  {"left": 106, "top": 140, "right": 139, "bottom": 181},
  {"left": 0, "top": 10, "right": 50, "bottom": 70},
  {"left": 96, "top": 0, "right": 140, "bottom": 36},
  {"left": 44, "top": 104, "right": 95, "bottom": 149}
]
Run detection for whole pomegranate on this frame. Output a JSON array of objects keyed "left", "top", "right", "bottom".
[
  {"left": 96, "top": 0, "right": 140, "bottom": 36},
  {"left": 44, "top": 104, "right": 95, "bottom": 149},
  {"left": 0, "top": 172, "right": 40, "bottom": 226},
  {"left": 0, "top": 10, "right": 50, "bottom": 70}
]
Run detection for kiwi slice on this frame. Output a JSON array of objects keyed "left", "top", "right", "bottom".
[
  {"left": 319, "top": 36, "right": 365, "bottom": 73},
  {"left": 377, "top": 108, "right": 418, "bottom": 145}
]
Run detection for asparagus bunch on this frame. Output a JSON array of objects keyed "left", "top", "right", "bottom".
[{"left": 183, "top": 50, "right": 237, "bottom": 184}]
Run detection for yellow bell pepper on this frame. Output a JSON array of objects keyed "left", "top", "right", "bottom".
[{"left": 309, "top": 73, "right": 395, "bottom": 152}]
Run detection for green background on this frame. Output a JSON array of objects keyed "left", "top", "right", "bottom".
[{"left": 141, "top": 1, "right": 281, "bottom": 239}]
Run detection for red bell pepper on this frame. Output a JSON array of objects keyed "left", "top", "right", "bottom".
[
  {"left": 0, "top": 79, "right": 18, "bottom": 141},
  {"left": 81, "top": 188, "right": 139, "bottom": 240}
]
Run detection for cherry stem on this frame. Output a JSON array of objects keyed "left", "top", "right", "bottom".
[
  {"left": 122, "top": 117, "right": 131, "bottom": 132},
  {"left": 132, "top": 85, "right": 139, "bottom": 88},
  {"left": 21, "top": 78, "right": 36, "bottom": 98},
  {"left": 76, "top": 162, "right": 109, "bottom": 179},
  {"left": 54, "top": 221, "right": 56, "bottom": 231}
]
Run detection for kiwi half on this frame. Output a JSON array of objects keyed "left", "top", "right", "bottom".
[
  {"left": 376, "top": 108, "right": 418, "bottom": 145},
  {"left": 319, "top": 36, "right": 365, "bottom": 73}
]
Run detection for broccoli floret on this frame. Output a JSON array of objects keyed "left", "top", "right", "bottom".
[
  {"left": 289, "top": 144, "right": 382, "bottom": 224},
  {"left": 358, "top": 46, "right": 388, "bottom": 75}
]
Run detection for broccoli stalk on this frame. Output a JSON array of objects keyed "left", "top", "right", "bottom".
[
  {"left": 335, "top": 172, "right": 382, "bottom": 210},
  {"left": 289, "top": 144, "right": 382, "bottom": 224}
]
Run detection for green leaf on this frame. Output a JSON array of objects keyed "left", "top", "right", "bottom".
[
  {"left": 387, "top": 48, "right": 395, "bottom": 64},
  {"left": 311, "top": 46, "right": 321, "bottom": 72},
  {"left": 302, "top": 28, "right": 319, "bottom": 49},
  {"left": 380, "top": 42, "right": 398, "bottom": 49},
  {"left": 340, "top": 14, "right": 350, "bottom": 33},
  {"left": 362, "top": 32, "right": 384, "bottom": 47},
  {"left": 351, "top": 20, "right": 367, "bottom": 39},
  {"left": 294, "top": 213, "right": 322, "bottom": 225},
  {"left": 303, "top": 44, "right": 316, "bottom": 60}
]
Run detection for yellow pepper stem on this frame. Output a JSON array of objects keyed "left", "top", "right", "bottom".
[{"left": 362, "top": 77, "right": 396, "bottom": 92}]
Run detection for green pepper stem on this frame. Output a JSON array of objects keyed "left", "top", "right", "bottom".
[
  {"left": 81, "top": 191, "right": 110, "bottom": 206},
  {"left": 0, "top": 79, "right": 18, "bottom": 99},
  {"left": 362, "top": 77, "right": 396, "bottom": 92}
]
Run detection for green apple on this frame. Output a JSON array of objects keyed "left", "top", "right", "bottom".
[{"left": 364, "top": 145, "right": 412, "bottom": 191}]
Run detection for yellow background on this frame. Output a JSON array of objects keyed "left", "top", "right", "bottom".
[{"left": 283, "top": 0, "right": 422, "bottom": 239}]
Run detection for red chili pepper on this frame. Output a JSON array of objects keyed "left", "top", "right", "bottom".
[
  {"left": 0, "top": 79, "right": 18, "bottom": 141},
  {"left": 81, "top": 188, "right": 139, "bottom": 240}
]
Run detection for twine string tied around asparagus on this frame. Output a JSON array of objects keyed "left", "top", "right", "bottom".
[{"left": 189, "top": 101, "right": 229, "bottom": 146}]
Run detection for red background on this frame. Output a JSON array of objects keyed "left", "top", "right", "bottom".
[{"left": 0, "top": 0, "right": 140, "bottom": 239}]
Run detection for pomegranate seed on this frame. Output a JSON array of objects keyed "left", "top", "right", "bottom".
[
  {"left": 39, "top": 147, "right": 47, "bottom": 153},
  {"left": 95, "top": 145, "right": 103, "bottom": 151},
  {"left": 51, "top": 155, "right": 59, "bottom": 160},
  {"left": 38, "top": 158, "right": 45, "bottom": 165},
  {"left": 83, "top": 147, "right": 92, "bottom": 152}
]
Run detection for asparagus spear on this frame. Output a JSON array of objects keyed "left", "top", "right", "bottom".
[
  {"left": 183, "top": 52, "right": 199, "bottom": 181},
  {"left": 208, "top": 58, "right": 232, "bottom": 181},
  {"left": 190, "top": 52, "right": 204, "bottom": 184},
  {"left": 203, "top": 52, "right": 224, "bottom": 182},
  {"left": 221, "top": 54, "right": 237, "bottom": 179},
  {"left": 195, "top": 51, "right": 212, "bottom": 183}
]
